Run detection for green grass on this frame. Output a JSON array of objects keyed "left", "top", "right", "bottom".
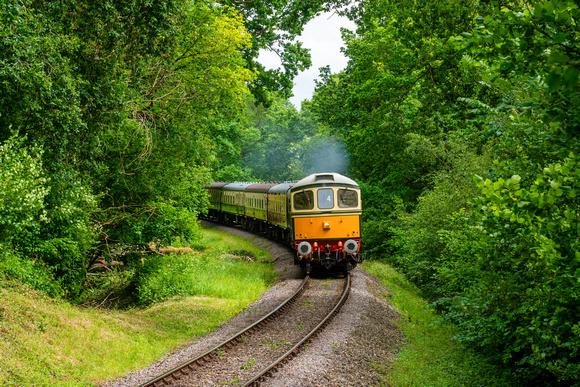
[
  {"left": 0, "top": 226, "right": 277, "bottom": 386},
  {"left": 136, "top": 247, "right": 275, "bottom": 304},
  {"left": 362, "top": 261, "right": 515, "bottom": 387}
]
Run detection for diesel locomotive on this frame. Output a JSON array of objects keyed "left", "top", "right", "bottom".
[{"left": 205, "top": 173, "right": 362, "bottom": 273}]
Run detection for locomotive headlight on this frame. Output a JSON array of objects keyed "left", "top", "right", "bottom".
[
  {"left": 344, "top": 239, "right": 358, "bottom": 254},
  {"left": 297, "top": 241, "right": 312, "bottom": 256}
]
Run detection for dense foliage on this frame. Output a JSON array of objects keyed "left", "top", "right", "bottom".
[
  {"left": 0, "top": 0, "right": 326, "bottom": 297},
  {"left": 311, "top": 0, "right": 579, "bottom": 384}
]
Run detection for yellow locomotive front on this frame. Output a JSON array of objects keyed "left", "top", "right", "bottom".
[{"left": 290, "top": 173, "right": 362, "bottom": 273}]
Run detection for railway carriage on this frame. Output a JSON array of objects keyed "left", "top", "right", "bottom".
[
  {"left": 221, "top": 182, "right": 251, "bottom": 223},
  {"left": 244, "top": 183, "right": 275, "bottom": 232},
  {"left": 206, "top": 182, "right": 226, "bottom": 220},
  {"left": 267, "top": 182, "right": 293, "bottom": 241},
  {"left": 204, "top": 173, "right": 362, "bottom": 272}
]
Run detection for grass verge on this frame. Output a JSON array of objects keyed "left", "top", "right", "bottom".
[
  {"left": 0, "top": 226, "right": 276, "bottom": 386},
  {"left": 362, "top": 260, "right": 515, "bottom": 387}
]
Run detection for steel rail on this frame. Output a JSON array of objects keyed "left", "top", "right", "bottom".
[
  {"left": 242, "top": 273, "right": 351, "bottom": 387},
  {"left": 139, "top": 275, "right": 310, "bottom": 387}
]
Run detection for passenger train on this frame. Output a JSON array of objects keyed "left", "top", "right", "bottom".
[{"left": 205, "top": 173, "right": 362, "bottom": 273}]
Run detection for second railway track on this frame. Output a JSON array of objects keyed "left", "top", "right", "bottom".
[{"left": 140, "top": 273, "right": 351, "bottom": 387}]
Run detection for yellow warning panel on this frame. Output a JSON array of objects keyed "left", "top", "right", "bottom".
[{"left": 294, "top": 215, "right": 360, "bottom": 240}]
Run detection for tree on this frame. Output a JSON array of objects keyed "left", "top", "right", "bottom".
[
  {"left": 312, "top": 0, "right": 580, "bottom": 382},
  {"left": 434, "top": 1, "right": 580, "bottom": 382},
  {"left": 217, "top": 0, "right": 353, "bottom": 104},
  {"left": 229, "top": 96, "right": 321, "bottom": 181},
  {"left": 0, "top": 1, "right": 254, "bottom": 293},
  {"left": 312, "top": 0, "right": 492, "bottom": 201}
]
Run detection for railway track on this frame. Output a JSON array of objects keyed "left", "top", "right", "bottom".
[{"left": 140, "top": 273, "right": 351, "bottom": 386}]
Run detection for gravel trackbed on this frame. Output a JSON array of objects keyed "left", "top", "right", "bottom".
[{"left": 105, "top": 222, "right": 404, "bottom": 386}]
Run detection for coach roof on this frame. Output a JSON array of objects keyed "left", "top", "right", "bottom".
[
  {"left": 207, "top": 182, "right": 227, "bottom": 189},
  {"left": 222, "top": 182, "right": 253, "bottom": 191},
  {"left": 268, "top": 182, "right": 295, "bottom": 194},
  {"left": 246, "top": 182, "right": 278, "bottom": 193}
]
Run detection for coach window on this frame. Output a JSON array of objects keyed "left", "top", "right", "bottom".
[
  {"left": 317, "top": 188, "right": 334, "bottom": 209},
  {"left": 294, "top": 190, "right": 314, "bottom": 210},
  {"left": 338, "top": 189, "right": 358, "bottom": 208}
]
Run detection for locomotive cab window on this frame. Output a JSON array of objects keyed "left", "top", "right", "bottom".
[
  {"left": 338, "top": 189, "right": 358, "bottom": 208},
  {"left": 317, "top": 188, "right": 334, "bottom": 209},
  {"left": 293, "top": 190, "right": 314, "bottom": 210}
]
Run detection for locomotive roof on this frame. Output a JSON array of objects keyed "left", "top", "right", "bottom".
[{"left": 291, "top": 173, "right": 359, "bottom": 191}]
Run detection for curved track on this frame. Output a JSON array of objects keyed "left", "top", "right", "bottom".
[
  {"left": 242, "top": 273, "right": 351, "bottom": 387},
  {"left": 139, "top": 276, "right": 309, "bottom": 387},
  {"left": 139, "top": 274, "right": 351, "bottom": 386}
]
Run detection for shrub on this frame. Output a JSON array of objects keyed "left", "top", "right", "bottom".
[
  {"left": 34, "top": 171, "right": 99, "bottom": 294},
  {"left": 382, "top": 134, "right": 491, "bottom": 295},
  {"left": 0, "top": 136, "right": 49, "bottom": 245},
  {"left": 432, "top": 153, "right": 580, "bottom": 384},
  {"left": 0, "top": 246, "right": 63, "bottom": 298},
  {"left": 0, "top": 137, "right": 61, "bottom": 295},
  {"left": 0, "top": 136, "right": 98, "bottom": 295}
]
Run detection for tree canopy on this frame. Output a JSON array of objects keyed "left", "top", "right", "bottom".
[
  {"left": 0, "top": 0, "right": 256, "bottom": 293},
  {"left": 310, "top": 0, "right": 579, "bottom": 383}
]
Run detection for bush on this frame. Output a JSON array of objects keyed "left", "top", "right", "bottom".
[
  {"left": 0, "top": 246, "right": 63, "bottom": 298},
  {"left": 384, "top": 142, "right": 580, "bottom": 384},
  {"left": 0, "top": 136, "right": 98, "bottom": 296},
  {"left": 100, "top": 162, "right": 210, "bottom": 248},
  {"left": 35, "top": 171, "right": 99, "bottom": 294},
  {"left": 135, "top": 200, "right": 202, "bottom": 246},
  {"left": 0, "top": 136, "right": 59, "bottom": 295},
  {"left": 436, "top": 154, "right": 580, "bottom": 384},
  {"left": 382, "top": 134, "right": 491, "bottom": 295},
  {"left": 406, "top": 151, "right": 580, "bottom": 385},
  {"left": 0, "top": 136, "right": 49, "bottom": 245}
]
